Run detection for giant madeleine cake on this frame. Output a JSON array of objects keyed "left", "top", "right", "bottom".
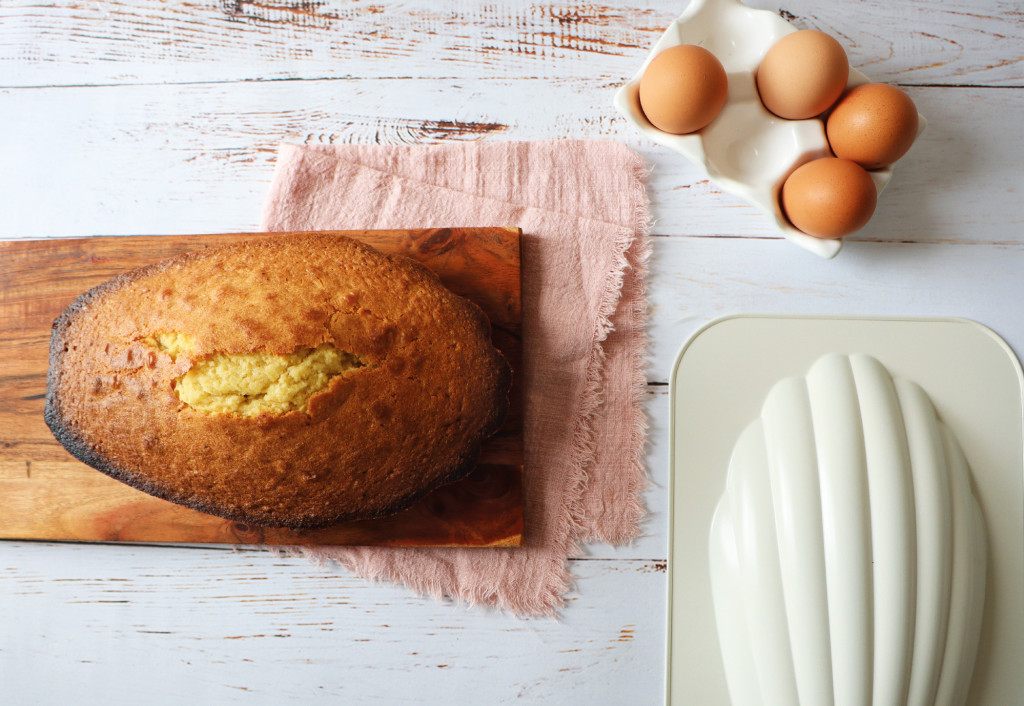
[{"left": 44, "top": 233, "right": 512, "bottom": 529}]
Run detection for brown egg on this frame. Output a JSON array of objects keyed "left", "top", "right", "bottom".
[
  {"left": 827, "top": 83, "right": 919, "bottom": 169},
  {"left": 638, "top": 44, "right": 728, "bottom": 134},
  {"left": 756, "top": 30, "right": 849, "bottom": 120},
  {"left": 781, "top": 157, "right": 877, "bottom": 239}
]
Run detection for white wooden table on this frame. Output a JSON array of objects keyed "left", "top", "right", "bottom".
[{"left": 1, "top": 1, "right": 1021, "bottom": 702}]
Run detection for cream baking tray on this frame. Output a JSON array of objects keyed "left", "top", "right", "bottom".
[{"left": 668, "top": 315, "right": 1024, "bottom": 705}]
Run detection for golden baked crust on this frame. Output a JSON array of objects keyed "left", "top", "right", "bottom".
[{"left": 44, "top": 233, "right": 511, "bottom": 529}]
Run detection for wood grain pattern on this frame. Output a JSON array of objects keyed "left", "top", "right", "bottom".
[
  {"left": 0, "top": 228, "right": 524, "bottom": 546},
  {"left": 0, "top": 542, "right": 667, "bottom": 704},
  {"left": 644, "top": 236, "right": 1024, "bottom": 386},
  {"left": 0, "top": 1, "right": 1018, "bottom": 87},
  {"left": 1, "top": 81, "right": 1022, "bottom": 246}
]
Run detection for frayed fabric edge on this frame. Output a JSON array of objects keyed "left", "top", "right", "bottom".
[
  {"left": 574, "top": 149, "right": 653, "bottom": 547},
  {"left": 289, "top": 545, "right": 574, "bottom": 619}
]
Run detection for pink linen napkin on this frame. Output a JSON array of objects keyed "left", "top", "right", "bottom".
[{"left": 261, "top": 140, "right": 650, "bottom": 616}]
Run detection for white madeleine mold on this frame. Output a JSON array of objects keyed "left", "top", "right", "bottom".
[
  {"left": 709, "top": 353, "right": 986, "bottom": 706},
  {"left": 613, "top": 0, "right": 926, "bottom": 258}
]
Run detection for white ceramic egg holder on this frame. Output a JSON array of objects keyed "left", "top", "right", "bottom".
[
  {"left": 614, "top": 0, "right": 927, "bottom": 259},
  {"left": 668, "top": 315, "right": 1024, "bottom": 705}
]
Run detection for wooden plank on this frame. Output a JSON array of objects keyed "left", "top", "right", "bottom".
[
  {"left": 0, "top": 228, "right": 524, "bottom": 546},
  {"left": 643, "top": 236, "right": 1024, "bottom": 385},
  {"left": 0, "top": 545, "right": 667, "bottom": 704},
  {"left": 0, "top": 0, "right": 1018, "bottom": 87},
  {"left": 0, "top": 81, "right": 1021, "bottom": 246}
]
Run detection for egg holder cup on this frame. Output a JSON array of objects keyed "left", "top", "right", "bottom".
[
  {"left": 614, "top": 0, "right": 927, "bottom": 259},
  {"left": 668, "top": 315, "right": 1024, "bottom": 704}
]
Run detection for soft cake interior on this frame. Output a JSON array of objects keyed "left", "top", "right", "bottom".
[{"left": 145, "top": 333, "right": 365, "bottom": 416}]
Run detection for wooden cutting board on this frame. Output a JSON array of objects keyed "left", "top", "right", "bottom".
[{"left": 0, "top": 228, "right": 523, "bottom": 547}]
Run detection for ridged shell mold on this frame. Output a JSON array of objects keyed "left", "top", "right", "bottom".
[{"left": 710, "top": 352, "right": 986, "bottom": 705}]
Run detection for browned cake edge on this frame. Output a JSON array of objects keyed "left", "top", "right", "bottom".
[{"left": 43, "top": 236, "right": 513, "bottom": 530}]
